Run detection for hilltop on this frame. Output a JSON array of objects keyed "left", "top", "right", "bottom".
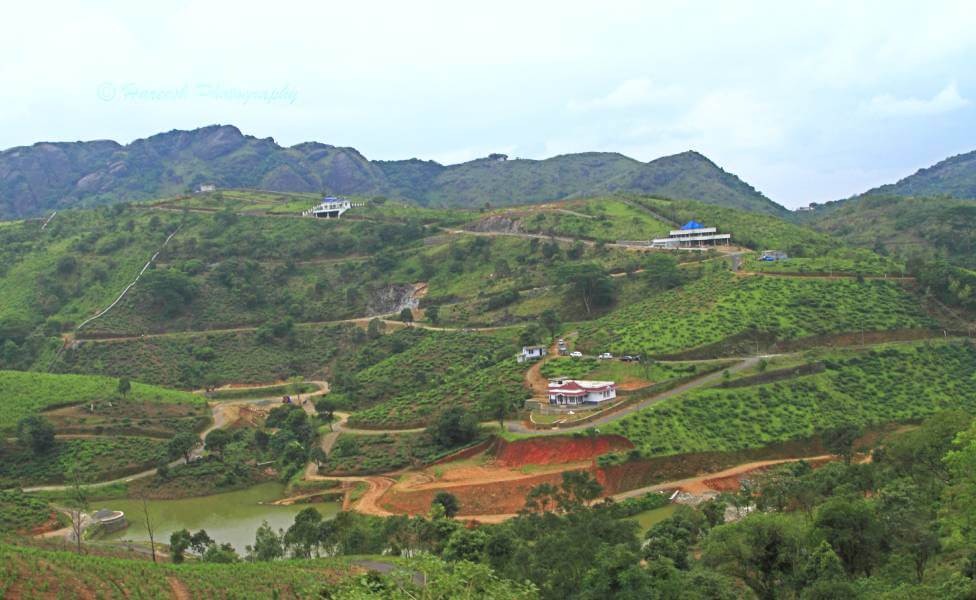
[
  {"left": 856, "top": 148, "right": 976, "bottom": 200},
  {"left": 0, "top": 125, "right": 784, "bottom": 218}
]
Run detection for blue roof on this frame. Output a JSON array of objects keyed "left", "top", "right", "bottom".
[
  {"left": 680, "top": 220, "right": 705, "bottom": 230},
  {"left": 322, "top": 196, "right": 343, "bottom": 203}
]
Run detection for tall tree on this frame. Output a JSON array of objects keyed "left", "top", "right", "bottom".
[
  {"left": 17, "top": 415, "right": 55, "bottom": 454},
  {"left": 558, "top": 263, "right": 616, "bottom": 315}
]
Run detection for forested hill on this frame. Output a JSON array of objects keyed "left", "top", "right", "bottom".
[
  {"left": 0, "top": 124, "right": 783, "bottom": 218},
  {"left": 857, "top": 148, "right": 976, "bottom": 200}
]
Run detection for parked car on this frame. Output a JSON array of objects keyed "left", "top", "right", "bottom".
[
  {"left": 598, "top": 352, "right": 613, "bottom": 360},
  {"left": 621, "top": 355, "right": 634, "bottom": 362},
  {"left": 570, "top": 351, "right": 583, "bottom": 358}
]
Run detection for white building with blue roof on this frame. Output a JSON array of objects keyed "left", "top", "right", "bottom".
[{"left": 651, "top": 220, "right": 731, "bottom": 249}]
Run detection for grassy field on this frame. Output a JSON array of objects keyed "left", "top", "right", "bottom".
[
  {"left": 0, "top": 437, "right": 169, "bottom": 487},
  {"left": 607, "top": 341, "right": 976, "bottom": 456},
  {"left": 51, "top": 323, "right": 358, "bottom": 389},
  {"left": 575, "top": 270, "right": 935, "bottom": 356},
  {"left": 0, "top": 370, "right": 203, "bottom": 433}
]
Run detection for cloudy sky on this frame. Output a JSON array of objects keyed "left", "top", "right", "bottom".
[{"left": 2, "top": 0, "right": 975, "bottom": 207}]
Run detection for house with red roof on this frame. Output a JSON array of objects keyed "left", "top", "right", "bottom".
[{"left": 547, "top": 379, "right": 617, "bottom": 406}]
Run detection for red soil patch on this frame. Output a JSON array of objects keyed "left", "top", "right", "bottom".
[
  {"left": 492, "top": 435, "right": 633, "bottom": 468},
  {"left": 382, "top": 471, "right": 568, "bottom": 516}
]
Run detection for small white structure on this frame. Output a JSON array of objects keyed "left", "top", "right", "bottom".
[
  {"left": 518, "top": 345, "right": 547, "bottom": 363},
  {"left": 305, "top": 197, "right": 353, "bottom": 219},
  {"left": 196, "top": 184, "right": 216, "bottom": 193},
  {"left": 652, "top": 220, "right": 731, "bottom": 249},
  {"left": 547, "top": 379, "right": 617, "bottom": 406}
]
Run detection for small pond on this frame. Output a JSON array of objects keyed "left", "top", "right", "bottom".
[
  {"left": 627, "top": 504, "right": 678, "bottom": 532},
  {"left": 100, "top": 483, "right": 340, "bottom": 553}
]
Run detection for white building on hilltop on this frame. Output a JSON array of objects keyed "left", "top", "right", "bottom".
[
  {"left": 305, "top": 197, "right": 353, "bottom": 219},
  {"left": 651, "top": 220, "right": 731, "bottom": 249},
  {"left": 547, "top": 379, "right": 617, "bottom": 406}
]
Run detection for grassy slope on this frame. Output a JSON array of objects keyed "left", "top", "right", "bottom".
[
  {"left": 576, "top": 270, "right": 935, "bottom": 356},
  {"left": 0, "top": 370, "right": 202, "bottom": 433},
  {"left": 607, "top": 341, "right": 976, "bottom": 456},
  {"left": 0, "top": 209, "right": 181, "bottom": 334}
]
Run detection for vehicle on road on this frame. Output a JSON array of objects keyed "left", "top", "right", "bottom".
[
  {"left": 570, "top": 351, "right": 583, "bottom": 358},
  {"left": 598, "top": 352, "right": 613, "bottom": 360}
]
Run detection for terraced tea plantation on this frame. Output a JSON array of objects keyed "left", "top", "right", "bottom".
[
  {"left": 607, "top": 341, "right": 976, "bottom": 456},
  {"left": 0, "top": 370, "right": 203, "bottom": 434},
  {"left": 576, "top": 270, "right": 935, "bottom": 356},
  {"left": 51, "top": 323, "right": 359, "bottom": 388},
  {"left": 0, "top": 436, "right": 169, "bottom": 487}
]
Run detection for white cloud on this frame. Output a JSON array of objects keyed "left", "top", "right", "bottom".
[
  {"left": 866, "top": 82, "right": 970, "bottom": 117},
  {"left": 568, "top": 78, "right": 682, "bottom": 112}
]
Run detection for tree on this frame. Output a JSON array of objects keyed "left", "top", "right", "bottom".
[
  {"left": 247, "top": 520, "right": 284, "bottom": 561},
  {"left": 432, "top": 492, "right": 460, "bottom": 518},
  {"left": 399, "top": 307, "right": 414, "bottom": 323},
  {"left": 205, "top": 429, "right": 232, "bottom": 460},
  {"left": 17, "top": 415, "right": 55, "bottom": 454},
  {"left": 203, "top": 543, "right": 239, "bottom": 563},
  {"left": 558, "top": 470, "right": 603, "bottom": 512},
  {"left": 284, "top": 507, "right": 323, "bottom": 558},
  {"left": 140, "top": 268, "right": 198, "bottom": 317},
  {"left": 485, "top": 394, "right": 514, "bottom": 431},
  {"left": 366, "top": 318, "right": 385, "bottom": 340},
  {"left": 428, "top": 406, "right": 479, "bottom": 448},
  {"left": 426, "top": 304, "right": 440, "bottom": 324},
  {"left": 814, "top": 496, "right": 882, "bottom": 576},
  {"left": 117, "top": 377, "right": 131, "bottom": 400},
  {"left": 190, "top": 530, "right": 214, "bottom": 555},
  {"left": 170, "top": 529, "right": 192, "bottom": 563},
  {"left": 168, "top": 431, "right": 198, "bottom": 464},
  {"left": 141, "top": 494, "right": 157, "bottom": 563},
  {"left": 702, "top": 513, "right": 807, "bottom": 600},
  {"left": 65, "top": 466, "right": 91, "bottom": 555},
  {"left": 559, "top": 263, "right": 615, "bottom": 315},
  {"left": 540, "top": 309, "right": 560, "bottom": 337},
  {"left": 821, "top": 423, "right": 862, "bottom": 464}
]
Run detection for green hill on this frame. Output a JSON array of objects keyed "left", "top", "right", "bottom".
[
  {"left": 806, "top": 194, "right": 976, "bottom": 268},
  {"left": 0, "top": 125, "right": 784, "bottom": 218},
  {"left": 857, "top": 148, "right": 976, "bottom": 200}
]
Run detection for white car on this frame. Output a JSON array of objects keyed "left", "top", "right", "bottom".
[
  {"left": 598, "top": 352, "right": 613, "bottom": 360},
  {"left": 569, "top": 351, "right": 583, "bottom": 358}
]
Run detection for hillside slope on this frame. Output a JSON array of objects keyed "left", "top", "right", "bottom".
[
  {"left": 858, "top": 149, "right": 976, "bottom": 200},
  {"left": 0, "top": 125, "right": 783, "bottom": 218}
]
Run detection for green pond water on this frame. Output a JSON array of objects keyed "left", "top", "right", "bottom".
[
  {"left": 628, "top": 504, "right": 678, "bottom": 532},
  {"left": 101, "top": 483, "right": 340, "bottom": 553}
]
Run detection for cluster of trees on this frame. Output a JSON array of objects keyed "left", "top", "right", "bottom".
[{"left": 162, "top": 411, "right": 976, "bottom": 599}]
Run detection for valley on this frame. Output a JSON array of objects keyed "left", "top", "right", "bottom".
[{"left": 2, "top": 185, "right": 976, "bottom": 599}]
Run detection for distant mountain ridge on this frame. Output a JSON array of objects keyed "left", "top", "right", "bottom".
[
  {"left": 858, "top": 149, "right": 976, "bottom": 200},
  {"left": 0, "top": 124, "right": 784, "bottom": 219}
]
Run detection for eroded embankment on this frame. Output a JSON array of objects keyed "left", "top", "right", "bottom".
[{"left": 491, "top": 434, "right": 633, "bottom": 467}]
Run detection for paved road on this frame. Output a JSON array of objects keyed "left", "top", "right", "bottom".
[{"left": 505, "top": 356, "right": 762, "bottom": 435}]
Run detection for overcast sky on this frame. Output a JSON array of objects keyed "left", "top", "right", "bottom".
[{"left": 3, "top": 1, "right": 976, "bottom": 207}]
